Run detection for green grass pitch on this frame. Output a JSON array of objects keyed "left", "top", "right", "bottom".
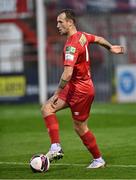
[{"left": 0, "top": 103, "right": 136, "bottom": 179}]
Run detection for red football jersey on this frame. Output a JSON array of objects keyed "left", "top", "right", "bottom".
[{"left": 63, "top": 31, "right": 95, "bottom": 92}]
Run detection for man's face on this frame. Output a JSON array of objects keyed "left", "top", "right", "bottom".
[{"left": 57, "top": 13, "right": 70, "bottom": 35}]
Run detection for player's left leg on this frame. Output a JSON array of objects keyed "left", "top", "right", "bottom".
[
  {"left": 41, "top": 97, "right": 68, "bottom": 162},
  {"left": 41, "top": 84, "right": 69, "bottom": 162}
]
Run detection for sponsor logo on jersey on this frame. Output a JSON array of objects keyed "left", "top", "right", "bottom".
[
  {"left": 66, "top": 46, "right": 76, "bottom": 54},
  {"left": 65, "top": 53, "right": 74, "bottom": 61},
  {"left": 79, "top": 34, "right": 87, "bottom": 46}
]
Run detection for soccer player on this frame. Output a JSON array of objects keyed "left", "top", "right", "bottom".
[{"left": 41, "top": 9, "right": 124, "bottom": 168}]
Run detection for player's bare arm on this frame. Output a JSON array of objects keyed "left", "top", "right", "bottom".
[
  {"left": 51, "top": 66, "right": 73, "bottom": 105},
  {"left": 94, "top": 35, "right": 125, "bottom": 54}
]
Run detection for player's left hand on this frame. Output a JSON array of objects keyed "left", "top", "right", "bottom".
[
  {"left": 51, "top": 94, "right": 59, "bottom": 108},
  {"left": 53, "top": 94, "right": 59, "bottom": 105},
  {"left": 110, "top": 45, "right": 125, "bottom": 54}
]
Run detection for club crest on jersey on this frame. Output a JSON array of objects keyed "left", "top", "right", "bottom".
[
  {"left": 79, "top": 34, "right": 87, "bottom": 46},
  {"left": 66, "top": 46, "right": 76, "bottom": 54}
]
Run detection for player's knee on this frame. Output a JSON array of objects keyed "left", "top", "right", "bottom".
[
  {"left": 41, "top": 103, "right": 55, "bottom": 117},
  {"left": 73, "top": 121, "right": 88, "bottom": 136},
  {"left": 73, "top": 121, "right": 81, "bottom": 132},
  {"left": 74, "top": 124, "right": 81, "bottom": 134}
]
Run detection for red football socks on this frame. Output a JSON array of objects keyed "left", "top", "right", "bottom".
[
  {"left": 80, "top": 130, "right": 101, "bottom": 159},
  {"left": 43, "top": 114, "right": 60, "bottom": 144}
]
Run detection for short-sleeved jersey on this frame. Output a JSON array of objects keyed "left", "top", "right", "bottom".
[{"left": 63, "top": 31, "right": 95, "bottom": 92}]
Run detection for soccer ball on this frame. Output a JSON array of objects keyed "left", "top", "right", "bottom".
[{"left": 30, "top": 154, "right": 50, "bottom": 173}]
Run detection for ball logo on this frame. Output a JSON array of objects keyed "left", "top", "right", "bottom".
[{"left": 119, "top": 72, "right": 135, "bottom": 94}]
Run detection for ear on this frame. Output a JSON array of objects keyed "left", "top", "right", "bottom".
[{"left": 68, "top": 19, "right": 74, "bottom": 26}]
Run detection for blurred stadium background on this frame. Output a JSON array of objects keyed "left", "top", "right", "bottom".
[{"left": 0, "top": 0, "right": 136, "bottom": 104}]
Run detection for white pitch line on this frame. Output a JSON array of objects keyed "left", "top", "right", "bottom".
[
  {"left": 92, "top": 109, "right": 136, "bottom": 116},
  {"left": 0, "top": 161, "right": 136, "bottom": 168},
  {"left": 0, "top": 162, "right": 28, "bottom": 165}
]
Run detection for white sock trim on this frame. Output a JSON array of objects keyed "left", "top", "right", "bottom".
[
  {"left": 94, "top": 157, "right": 103, "bottom": 161},
  {"left": 50, "top": 143, "right": 61, "bottom": 151}
]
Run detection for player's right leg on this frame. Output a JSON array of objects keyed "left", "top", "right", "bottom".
[
  {"left": 73, "top": 119, "right": 105, "bottom": 168},
  {"left": 41, "top": 96, "right": 68, "bottom": 162},
  {"left": 69, "top": 90, "right": 106, "bottom": 168}
]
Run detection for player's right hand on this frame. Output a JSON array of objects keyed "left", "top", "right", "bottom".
[{"left": 110, "top": 45, "right": 125, "bottom": 54}]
